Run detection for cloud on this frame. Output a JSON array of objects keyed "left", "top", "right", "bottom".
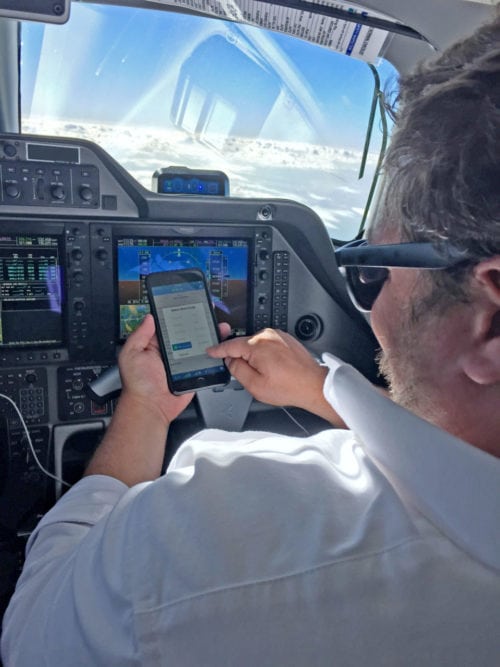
[{"left": 23, "top": 118, "right": 377, "bottom": 239}]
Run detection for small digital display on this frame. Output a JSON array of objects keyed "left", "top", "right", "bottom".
[
  {"left": 116, "top": 237, "right": 250, "bottom": 338},
  {"left": 154, "top": 169, "right": 229, "bottom": 196},
  {"left": 158, "top": 176, "right": 225, "bottom": 196},
  {"left": 27, "top": 143, "right": 79, "bottom": 164},
  {"left": 0, "top": 234, "right": 63, "bottom": 347}
]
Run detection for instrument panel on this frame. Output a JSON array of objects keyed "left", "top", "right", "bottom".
[{"left": 0, "top": 131, "right": 379, "bottom": 536}]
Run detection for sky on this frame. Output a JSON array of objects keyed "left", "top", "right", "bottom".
[
  {"left": 20, "top": 2, "right": 397, "bottom": 239},
  {"left": 21, "top": 3, "right": 396, "bottom": 143}
]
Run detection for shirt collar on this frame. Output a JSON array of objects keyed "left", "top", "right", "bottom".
[{"left": 322, "top": 353, "right": 500, "bottom": 572}]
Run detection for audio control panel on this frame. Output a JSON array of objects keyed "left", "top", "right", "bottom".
[
  {"left": 0, "top": 159, "right": 100, "bottom": 209},
  {"left": 0, "top": 134, "right": 140, "bottom": 217}
]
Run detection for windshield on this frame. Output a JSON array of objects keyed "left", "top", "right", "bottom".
[{"left": 20, "top": 2, "right": 396, "bottom": 240}]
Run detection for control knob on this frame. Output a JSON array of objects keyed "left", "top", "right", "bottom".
[
  {"left": 5, "top": 183, "right": 20, "bottom": 198},
  {"left": 72, "top": 270, "right": 84, "bottom": 285},
  {"left": 51, "top": 184, "right": 66, "bottom": 200},
  {"left": 96, "top": 248, "right": 108, "bottom": 261},
  {"left": 3, "top": 143, "right": 17, "bottom": 158},
  {"left": 73, "top": 299, "right": 85, "bottom": 312},
  {"left": 295, "top": 314, "right": 323, "bottom": 342},
  {"left": 79, "top": 186, "right": 93, "bottom": 202}
]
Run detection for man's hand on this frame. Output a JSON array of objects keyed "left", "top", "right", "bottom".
[
  {"left": 207, "top": 328, "right": 344, "bottom": 426},
  {"left": 118, "top": 313, "right": 193, "bottom": 425},
  {"left": 85, "top": 315, "right": 194, "bottom": 485}
]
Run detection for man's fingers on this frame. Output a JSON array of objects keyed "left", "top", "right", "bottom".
[
  {"left": 126, "top": 314, "right": 156, "bottom": 351},
  {"left": 218, "top": 322, "right": 232, "bottom": 340},
  {"left": 207, "top": 335, "right": 253, "bottom": 360},
  {"left": 224, "top": 356, "right": 261, "bottom": 389}
]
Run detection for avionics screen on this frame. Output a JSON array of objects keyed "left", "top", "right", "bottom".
[
  {"left": 0, "top": 234, "right": 63, "bottom": 347},
  {"left": 116, "top": 237, "right": 250, "bottom": 338}
]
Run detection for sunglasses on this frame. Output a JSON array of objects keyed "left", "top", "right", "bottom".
[{"left": 335, "top": 239, "right": 469, "bottom": 312}]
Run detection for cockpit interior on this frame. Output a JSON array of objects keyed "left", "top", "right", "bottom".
[{"left": 0, "top": 0, "right": 496, "bottom": 635}]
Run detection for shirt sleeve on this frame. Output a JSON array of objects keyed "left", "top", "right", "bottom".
[
  {"left": 0, "top": 474, "right": 145, "bottom": 667},
  {"left": 1, "top": 433, "right": 285, "bottom": 667}
]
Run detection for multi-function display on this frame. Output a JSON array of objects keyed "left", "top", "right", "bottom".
[
  {"left": 0, "top": 234, "right": 63, "bottom": 347},
  {"left": 116, "top": 237, "right": 250, "bottom": 338}
]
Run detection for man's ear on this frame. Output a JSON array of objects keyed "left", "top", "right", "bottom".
[{"left": 462, "top": 256, "right": 500, "bottom": 385}]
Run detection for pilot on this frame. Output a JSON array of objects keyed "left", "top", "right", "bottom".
[{"left": 2, "top": 15, "right": 499, "bottom": 667}]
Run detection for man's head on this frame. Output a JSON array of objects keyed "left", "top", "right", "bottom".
[
  {"left": 396, "top": 12, "right": 500, "bottom": 110},
  {"left": 377, "top": 44, "right": 500, "bottom": 293},
  {"left": 366, "top": 17, "right": 500, "bottom": 455}
]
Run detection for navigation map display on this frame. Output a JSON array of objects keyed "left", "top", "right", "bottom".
[
  {"left": 116, "top": 237, "right": 250, "bottom": 338},
  {"left": 0, "top": 234, "right": 63, "bottom": 347}
]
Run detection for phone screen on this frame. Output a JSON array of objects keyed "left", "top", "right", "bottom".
[{"left": 147, "top": 270, "right": 230, "bottom": 393}]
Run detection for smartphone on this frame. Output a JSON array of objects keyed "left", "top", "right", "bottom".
[{"left": 146, "top": 269, "right": 231, "bottom": 394}]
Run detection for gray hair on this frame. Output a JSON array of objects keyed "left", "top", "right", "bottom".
[
  {"left": 397, "top": 12, "right": 500, "bottom": 110},
  {"left": 374, "top": 21, "right": 500, "bottom": 303}
]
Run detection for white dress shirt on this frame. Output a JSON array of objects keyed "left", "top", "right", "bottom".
[{"left": 2, "top": 355, "right": 499, "bottom": 666}]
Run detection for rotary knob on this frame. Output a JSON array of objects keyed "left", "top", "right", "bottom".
[
  {"left": 73, "top": 270, "right": 84, "bottom": 285},
  {"left": 5, "top": 183, "right": 20, "bottom": 198},
  {"left": 96, "top": 248, "right": 108, "bottom": 261},
  {"left": 51, "top": 184, "right": 66, "bottom": 200},
  {"left": 295, "top": 314, "right": 323, "bottom": 342},
  {"left": 73, "top": 299, "right": 85, "bottom": 312},
  {"left": 79, "top": 186, "right": 93, "bottom": 201},
  {"left": 3, "top": 143, "right": 17, "bottom": 158}
]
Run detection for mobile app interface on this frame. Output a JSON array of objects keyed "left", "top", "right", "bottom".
[{"left": 152, "top": 280, "right": 225, "bottom": 381}]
